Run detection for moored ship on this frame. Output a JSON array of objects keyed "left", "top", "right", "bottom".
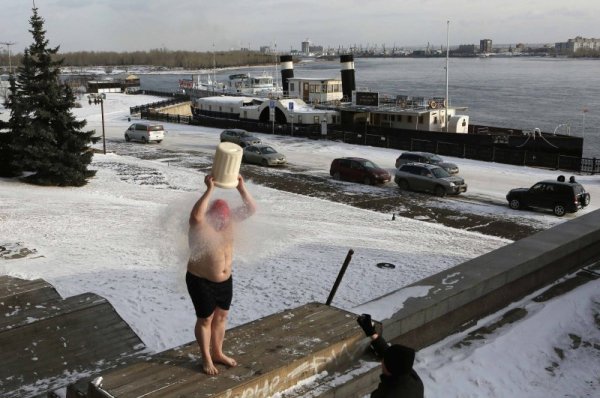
[
  {"left": 169, "top": 54, "right": 588, "bottom": 171},
  {"left": 179, "top": 71, "right": 283, "bottom": 99}
]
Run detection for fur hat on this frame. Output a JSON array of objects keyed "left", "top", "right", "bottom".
[{"left": 384, "top": 344, "right": 415, "bottom": 376}]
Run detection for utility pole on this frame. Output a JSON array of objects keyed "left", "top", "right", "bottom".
[
  {"left": 1, "top": 41, "right": 17, "bottom": 74},
  {"left": 90, "top": 95, "right": 106, "bottom": 154},
  {"left": 582, "top": 107, "right": 588, "bottom": 139},
  {"left": 445, "top": 21, "right": 450, "bottom": 132},
  {"left": 101, "top": 98, "right": 106, "bottom": 154}
]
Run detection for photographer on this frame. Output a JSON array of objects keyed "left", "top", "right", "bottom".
[{"left": 357, "top": 314, "right": 424, "bottom": 398}]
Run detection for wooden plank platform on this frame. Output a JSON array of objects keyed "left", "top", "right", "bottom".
[
  {"left": 0, "top": 275, "right": 60, "bottom": 308},
  {"left": 0, "top": 276, "right": 147, "bottom": 398},
  {"left": 88, "top": 302, "right": 368, "bottom": 398}
]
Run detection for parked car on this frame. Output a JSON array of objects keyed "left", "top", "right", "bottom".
[
  {"left": 220, "top": 129, "right": 261, "bottom": 147},
  {"left": 394, "top": 163, "right": 467, "bottom": 196},
  {"left": 124, "top": 123, "right": 164, "bottom": 143},
  {"left": 243, "top": 144, "right": 287, "bottom": 166},
  {"left": 506, "top": 176, "right": 591, "bottom": 217},
  {"left": 330, "top": 157, "right": 391, "bottom": 185},
  {"left": 395, "top": 151, "right": 459, "bottom": 174}
]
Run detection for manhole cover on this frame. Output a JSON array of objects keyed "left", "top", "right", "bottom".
[{"left": 376, "top": 262, "right": 396, "bottom": 269}]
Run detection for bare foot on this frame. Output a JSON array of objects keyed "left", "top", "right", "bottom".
[
  {"left": 202, "top": 360, "right": 219, "bottom": 375},
  {"left": 213, "top": 353, "right": 237, "bottom": 368}
]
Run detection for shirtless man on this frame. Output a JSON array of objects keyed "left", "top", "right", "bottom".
[{"left": 186, "top": 174, "right": 256, "bottom": 375}]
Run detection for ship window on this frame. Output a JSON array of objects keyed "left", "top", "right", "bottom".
[
  {"left": 407, "top": 115, "right": 413, "bottom": 123},
  {"left": 298, "top": 115, "right": 303, "bottom": 123},
  {"left": 418, "top": 115, "right": 424, "bottom": 124},
  {"left": 397, "top": 115, "right": 402, "bottom": 122},
  {"left": 209, "top": 105, "right": 212, "bottom": 111},
  {"left": 219, "top": 106, "right": 222, "bottom": 112},
  {"left": 243, "top": 111, "right": 247, "bottom": 119},
  {"left": 462, "top": 119, "right": 467, "bottom": 127},
  {"left": 314, "top": 116, "right": 320, "bottom": 124},
  {"left": 230, "top": 108, "right": 233, "bottom": 113},
  {"left": 290, "top": 83, "right": 295, "bottom": 91},
  {"left": 434, "top": 116, "right": 438, "bottom": 124}
]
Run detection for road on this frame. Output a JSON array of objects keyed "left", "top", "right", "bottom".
[{"left": 98, "top": 135, "right": 545, "bottom": 241}]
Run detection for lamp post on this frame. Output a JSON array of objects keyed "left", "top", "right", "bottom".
[
  {"left": 1, "top": 41, "right": 16, "bottom": 74},
  {"left": 100, "top": 98, "right": 106, "bottom": 154},
  {"left": 582, "top": 107, "right": 588, "bottom": 139},
  {"left": 90, "top": 95, "right": 106, "bottom": 154}
]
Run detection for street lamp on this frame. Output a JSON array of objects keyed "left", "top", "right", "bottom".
[
  {"left": 89, "top": 94, "right": 106, "bottom": 154},
  {"left": 582, "top": 107, "right": 588, "bottom": 139},
  {"left": 1, "top": 41, "right": 16, "bottom": 74}
]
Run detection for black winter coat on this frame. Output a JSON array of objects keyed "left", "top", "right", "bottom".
[{"left": 370, "top": 370, "right": 424, "bottom": 398}]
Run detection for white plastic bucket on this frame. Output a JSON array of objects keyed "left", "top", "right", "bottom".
[{"left": 211, "top": 142, "right": 243, "bottom": 189}]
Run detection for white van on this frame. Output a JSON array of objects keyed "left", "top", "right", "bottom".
[{"left": 124, "top": 123, "right": 165, "bottom": 143}]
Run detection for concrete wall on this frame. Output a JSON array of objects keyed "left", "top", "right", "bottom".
[
  {"left": 156, "top": 101, "right": 192, "bottom": 116},
  {"left": 382, "top": 208, "right": 600, "bottom": 347},
  {"left": 327, "top": 208, "right": 600, "bottom": 397}
]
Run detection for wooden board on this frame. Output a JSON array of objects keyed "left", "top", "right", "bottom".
[
  {"left": 89, "top": 303, "right": 367, "bottom": 398},
  {"left": 0, "top": 276, "right": 60, "bottom": 308},
  {"left": 0, "top": 289, "right": 146, "bottom": 398}
]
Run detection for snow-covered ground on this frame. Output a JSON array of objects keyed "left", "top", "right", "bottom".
[{"left": 1, "top": 94, "right": 598, "bottom": 397}]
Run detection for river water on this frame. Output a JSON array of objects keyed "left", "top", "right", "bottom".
[{"left": 138, "top": 57, "right": 600, "bottom": 158}]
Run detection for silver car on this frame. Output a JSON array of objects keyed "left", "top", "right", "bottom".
[
  {"left": 243, "top": 144, "right": 287, "bottom": 166},
  {"left": 395, "top": 151, "right": 459, "bottom": 175},
  {"left": 220, "top": 129, "right": 261, "bottom": 148},
  {"left": 395, "top": 163, "right": 467, "bottom": 197}
]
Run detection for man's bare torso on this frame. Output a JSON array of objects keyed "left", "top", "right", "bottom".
[{"left": 187, "top": 223, "right": 234, "bottom": 282}]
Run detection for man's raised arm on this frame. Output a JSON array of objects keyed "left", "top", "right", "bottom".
[
  {"left": 234, "top": 175, "right": 256, "bottom": 221},
  {"left": 189, "top": 175, "right": 215, "bottom": 225}
]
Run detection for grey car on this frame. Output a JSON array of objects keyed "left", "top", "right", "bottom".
[
  {"left": 243, "top": 144, "right": 287, "bottom": 166},
  {"left": 395, "top": 163, "right": 467, "bottom": 197},
  {"left": 220, "top": 129, "right": 261, "bottom": 147},
  {"left": 395, "top": 151, "right": 459, "bottom": 175}
]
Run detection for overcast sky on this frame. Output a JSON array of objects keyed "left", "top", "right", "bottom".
[{"left": 2, "top": 0, "right": 599, "bottom": 53}]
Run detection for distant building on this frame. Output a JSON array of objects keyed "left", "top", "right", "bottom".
[
  {"left": 309, "top": 45, "right": 323, "bottom": 54},
  {"left": 555, "top": 36, "right": 600, "bottom": 54},
  {"left": 259, "top": 46, "right": 272, "bottom": 54},
  {"left": 480, "top": 39, "right": 493, "bottom": 54},
  {"left": 302, "top": 39, "right": 310, "bottom": 55},
  {"left": 457, "top": 44, "right": 476, "bottom": 55},
  {"left": 86, "top": 74, "right": 140, "bottom": 94}
]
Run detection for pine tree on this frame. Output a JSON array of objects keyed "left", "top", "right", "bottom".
[{"left": 3, "top": 5, "right": 98, "bottom": 185}]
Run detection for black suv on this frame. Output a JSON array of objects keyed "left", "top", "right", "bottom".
[{"left": 506, "top": 177, "right": 591, "bottom": 217}]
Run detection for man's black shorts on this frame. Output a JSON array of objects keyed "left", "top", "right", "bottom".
[{"left": 186, "top": 272, "right": 233, "bottom": 318}]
